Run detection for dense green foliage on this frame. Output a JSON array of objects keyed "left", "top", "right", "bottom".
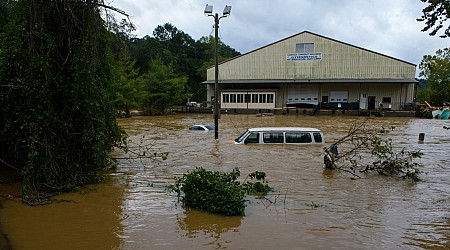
[
  {"left": 414, "top": 79, "right": 431, "bottom": 104},
  {"left": 111, "top": 49, "right": 146, "bottom": 116},
  {"left": 417, "top": 0, "right": 450, "bottom": 38},
  {"left": 0, "top": 1, "right": 241, "bottom": 200},
  {"left": 142, "top": 57, "right": 189, "bottom": 115},
  {"left": 172, "top": 167, "right": 246, "bottom": 216},
  {"left": 0, "top": 0, "right": 8, "bottom": 33},
  {"left": 126, "top": 23, "right": 240, "bottom": 104},
  {"left": 0, "top": 1, "right": 125, "bottom": 200},
  {"left": 419, "top": 48, "right": 450, "bottom": 106},
  {"left": 171, "top": 168, "right": 272, "bottom": 216},
  {"left": 324, "top": 119, "right": 423, "bottom": 182}
]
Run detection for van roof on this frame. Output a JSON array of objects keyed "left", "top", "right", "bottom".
[{"left": 246, "top": 127, "right": 321, "bottom": 132}]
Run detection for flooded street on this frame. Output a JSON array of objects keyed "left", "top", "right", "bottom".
[{"left": 1, "top": 114, "right": 449, "bottom": 249}]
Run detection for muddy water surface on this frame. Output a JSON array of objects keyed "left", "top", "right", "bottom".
[{"left": 1, "top": 114, "right": 449, "bottom": 249}]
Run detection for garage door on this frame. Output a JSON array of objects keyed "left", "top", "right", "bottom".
[{"left": 287, "top": 85, "right": 319, "bottom": 105}]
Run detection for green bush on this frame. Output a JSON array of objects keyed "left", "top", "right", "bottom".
[
  {"left": 172, "top": 167, "right": 245, "bottom": 216},
  {"left": 241, "top": 171, "right": 272, "bottom": 195},
  {"left": 171, "top": 167, "right": 273, "bottom": 216}
]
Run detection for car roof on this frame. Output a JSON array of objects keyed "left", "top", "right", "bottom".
[{"left": 246, "top": 127, "right": 321, "bottom": 132}]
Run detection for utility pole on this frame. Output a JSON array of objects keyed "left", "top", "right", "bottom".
[{"left": 205, "top": 4, "right": 231, "bottom": 140}]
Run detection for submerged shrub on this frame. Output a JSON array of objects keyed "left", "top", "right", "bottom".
[
  {"left": 172, "top": 167, "right": 245, "bottom": 216},
  {"left": 170, "top": 167, "right": 273, "bottom": 216},
  {"left": 241, "top": 171, "right": 272, "bottom": 195}
]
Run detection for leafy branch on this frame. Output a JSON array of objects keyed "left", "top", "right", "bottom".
[
  {"left": 112, "top": 135, "right": 169, "bottom": 166},
  {"left": 324, "top": 118, "right": 423, "bottom": 181}
]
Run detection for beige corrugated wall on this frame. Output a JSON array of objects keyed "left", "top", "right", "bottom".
[{"left": 207, "top": 32, "right": 415, "bottom": 80}]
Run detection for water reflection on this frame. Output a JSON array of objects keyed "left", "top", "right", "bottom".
[{"left": 177, "top": 208, "right": 242, "bottom": 248}]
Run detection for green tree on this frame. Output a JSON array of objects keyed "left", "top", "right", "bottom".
[
  {"left": 0, "top": 0, "right": 125, "bottom": 202},
  {"left": 417, "top": 0, "right": 450, "bottom": 38},
  {"left": 419, "top": 48, "right": 450, "bottom": 105},
  {"left": 0, "top": 0, "right": 8, "bottom": 33},
  {"left": 127, "top": 35, "right": 162, "bottom": 75},
  {"left": 194, "top": 35, "right": 240, "bottom": 101},
  {"left": 143, "top": 57, "right": 188, "bottom": 114},
  {"left": 127, "top": 24, "right": 241, "bottom": 105},
  {"left": 415, "top": 79, "right": 431, "bottom": 103},
  {"left": 112, "top": 50, "right": 146, "bottom": 117}
]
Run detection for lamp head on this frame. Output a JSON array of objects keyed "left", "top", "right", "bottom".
[
  {"left": 204, "top": 4, "right": 213, "bottom": 15},
  {"left": 223, "top": 5, "right": 231, "bottom": 16}
]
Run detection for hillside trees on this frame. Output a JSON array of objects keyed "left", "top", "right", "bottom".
[
  {"left": 143, "top": 57, "right": 188, "bottom": 114},
  {"left": 0, "top": 0, "right": 125, "bottom": 201},
  {"left": 0, "top": 0, "right": 8, "bottom": 33},
  {"left": 419, "top": 48, "right": 450, "bottom": 105},
  {"left": 112, "top": 50, "right": 147, "bottom": 117},
  {"left": 127, "top": 23, "right": 240, "bottom": 103}
]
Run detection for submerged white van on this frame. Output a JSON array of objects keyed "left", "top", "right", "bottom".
[{"left": 234, "top": 127, "right": 324, "bottom": 145}]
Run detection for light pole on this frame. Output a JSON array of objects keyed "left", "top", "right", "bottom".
[{"left": 204, "top": 4, "right": 231, "bottom": 140}]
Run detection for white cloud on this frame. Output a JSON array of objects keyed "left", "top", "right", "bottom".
[{"left": 109, "top": 0, "right": 449, "bottom": 73}]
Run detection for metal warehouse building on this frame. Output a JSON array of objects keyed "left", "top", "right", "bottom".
[{"left": 203, "top": 31, "right": 417, "bottom": 114}]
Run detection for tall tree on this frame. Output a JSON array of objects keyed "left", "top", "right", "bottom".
[
  {"left": 143, "top": 57, "right": 188, "bottom": 115},
  {"left": 0, "top": 0, "right": 8, "bottom": 33},
  {"left": 0, "top": 0, "right": 124, "bottom": 200},
  {"left": 112, "top": 50, "right": 146, "bottom": 117},
  {"left": 124, "top": 23, "right": 241, "bottom": 105},
  {"left": 419, "top": 48, "right": 450, "bottom": 105},
  {"left": 417, "top": 0, "right": 450, "bottom": 38}
]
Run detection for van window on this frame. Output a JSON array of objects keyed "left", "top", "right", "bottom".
[
  {"left": 244, "top": 132, "right": 259, "bottom": 144},
  {"left": 285, "top": 132, "right": 312, "bottom": 143},
  {"left": 313, "top": 132, "right": 323, "bottom": 143},
  {"left": 263, "top": 132, "right": 284, "bottom": 143}
]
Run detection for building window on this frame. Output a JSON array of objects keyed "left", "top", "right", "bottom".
[
  {"left": 245, "top": 94, "right": 251, "bottom": 103},
  {"left": 223, "top": 94, "right": 229, "bottom": 103},
  {"left": 296, "top": 43, "right": 314, "bottom": 53},
  {"left": 267, "top": 94, "right": 274, "bottom": 103},
  {"left": 237, "top": 94, "right": 244, "bottom": 103},
  {"left": 252, "top": 94, "right": 258, "bottom": 103},
  {"left": 382, "top": 97, "right": 391, "bottom": 103},
  {"left": 230, "top": 94, "right": 236, "bottom": 103},
  {"left": 222, "top": 92, "right": 276, "bottom": 107},
  {"left": 259, "top": 94, "right": 266, "bottom": 103}
]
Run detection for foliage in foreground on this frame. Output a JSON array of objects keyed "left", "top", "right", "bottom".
[
  {"left": 0, "top": 1, "right": 125, "bottom": 203},
  {"left": 170, "top": 167, "right": 272, "bottom": 216},
  {"left": 324, "top": 119, "right": 423, "bottom": 182}
]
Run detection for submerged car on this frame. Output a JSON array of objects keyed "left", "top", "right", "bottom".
[
  {"left": 234, "top": 127, "right": 324, "bottom": 144},
  {"left": 189, "top": 124, "right": 214, "bottom": 131}
]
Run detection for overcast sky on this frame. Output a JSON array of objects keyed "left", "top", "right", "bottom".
[{"left": 109, "top": 0, "right": 449, "bottom": 76}]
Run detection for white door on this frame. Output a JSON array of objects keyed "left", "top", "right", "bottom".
[{"left": 359, "top": 93, "right": 367, "bottom": 109}]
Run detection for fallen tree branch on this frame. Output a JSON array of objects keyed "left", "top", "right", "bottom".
[{"left": 0, "top": 158, "right": 19, "bottom": 171}]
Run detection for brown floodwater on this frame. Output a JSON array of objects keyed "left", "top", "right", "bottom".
[{"left": 1, "top": 114, "right": 449, "bottom": 249}]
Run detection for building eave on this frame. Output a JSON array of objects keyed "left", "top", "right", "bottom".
[{"left": 202, "top": 78, "right": 418, "bottom": 84}]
